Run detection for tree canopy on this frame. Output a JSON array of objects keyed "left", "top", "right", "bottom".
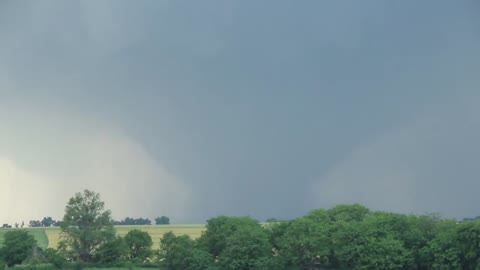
[
  {"left": 3, "top": 190, "right": 480, "bottom": 270},
  {"left": 0, "top": 230, "right": 37, "bottom": 266},
  {"left": 58, "top": 189, "right": 115, "bottom": 262}
]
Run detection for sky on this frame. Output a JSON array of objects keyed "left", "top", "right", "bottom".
[{"left": 1, "top": 1, "right": 480, "bottom": 224}]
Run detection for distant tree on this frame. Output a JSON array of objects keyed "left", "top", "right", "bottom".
[
  {"left": 59, "top": 189, "right": 115, "bottom": 262},
  {"left": 114, "top": 217, "right": 152, "bottom": 225},
  {"left": 14, "top": 223, "right": 19, "bottom": 228},
  {"left": 124, "top": 229, "right": 153, "bottom": 261},
  {"left": 124, "top": 217, "right": 134, "bottom": 225},
  {"left": 41, "top": 217, "right": 55, "bottom": 227},
  {"left": 0, "top": 230, "right": 37, "bottom": 266},
  {"left": 155, "top": 216, "right": 170, "bottom": 225},
  {"left": 53, "top": 220, "right": 63, "bottom": 227},
  {"left": 29, "top": 220, "right": 41, "bottom": 227}
]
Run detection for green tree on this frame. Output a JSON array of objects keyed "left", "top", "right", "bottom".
[
  {"left": 327, "top": 204, "right": 370, "bottom": 223},
  {"left": 160, "top": 232, "right": 193, "bottom": 269},
  {"left": 0, "top": 229, "right": 37, "bottom": 266},
  {"left": 43, "top": 248, "right": 68, "bottom": 269},
  {"left": 264, "top": 220, "right": 291, "bottom": 253},
  {"left": 124, "top": 229, "right": 153, "bottom": 262},
  {"left": 456, "top": 220, "right": 480, "bottom": 270},
  {"left": 218, "top": 225, "right": 273, "bottom": 270},
  {"left": 59, "top": 189, "right": 116, "bottom": 262},
  {"left": 198, "top": 216, "right": 260, "bottom": 257},
  {"left": 305, "top": 208, "right": 332, "bottom": 224},
  {"left": 41, "top": 217, "right": 55, "bottom": 227},
  {"left": 160, "top": 232, "right": 213, "bottom": 270},
  {"left": 355, "top": 236, "right": 412, "bottom": 270},
  {"left": 155, "top": 216, "right": 170, "bottom": 225},
  {"left": 426, "top": 225, "right": 461, "bottom": 270},
  {"left": 94, "top": 236, "right": 128, "bottom": 264},
  {"left": 278, "top": 217, "right": 332, "bottom": 269}
]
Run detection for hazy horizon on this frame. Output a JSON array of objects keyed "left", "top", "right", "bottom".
[{"left": 1, "top": 1, "right": 480, "bottom": 225}]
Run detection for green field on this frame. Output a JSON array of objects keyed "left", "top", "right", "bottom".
[{"left": 1, "top": 225, "right": 205, "bottom": 249}]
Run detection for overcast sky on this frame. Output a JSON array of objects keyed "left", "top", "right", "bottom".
[{"left": 1, "top": 1, "right": 479, "bottom": 224}]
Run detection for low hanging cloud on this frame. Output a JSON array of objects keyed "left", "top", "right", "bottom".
[
  {"left": 0, "top": 2, "right": 193, "bottom": 224},
  {"left": 312, "top": 94, "right": 480, "bottom": 218},
  {"left": 0, "top": 103, "right": 191, "bottom": 224},
  {"left": 0, "top": 158, "right": 52, "bottom": 225}
]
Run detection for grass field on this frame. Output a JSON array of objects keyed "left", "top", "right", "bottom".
[{"left": 1, "top": 225, "right": 205, "bottom": 249}]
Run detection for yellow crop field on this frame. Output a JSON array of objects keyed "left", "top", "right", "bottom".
[{"left": 44, "top": 225, "right": 205, "bottom": 249}]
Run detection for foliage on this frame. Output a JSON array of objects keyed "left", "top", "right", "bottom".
[
  {"left": 58, "top": 189, "right": 116, "bottom": 262},
  {"left": 264, "top": 220, "right": 291, "bottom": 252},
  {"left": 160, "top": 232, "right": 213, "bottom": 270},
  {"left": 29, "top": 221, "right": 42, "bottom": 228},
  {"left": 277, "top": 217, "right": 332, "bottom": 269},
  {"left": 7, "top": 191, "right": 480, "bottom": 270},
  {"left": 327, "top": 203, "right": 370, "bottom": 223},
  {"left": 217, "top": 225, "right": 272, "bottom": 270},
  {"left": 198, "top": 216, "right": 260, "bottom": 257},
  {"left": 12, "top": 263, "right": 56, "bottom": 270},
  {"left": 155, "top": 216, "right": 170, "bottom": 225},
  {"left": 124, "top": 230, "right": 153, "bottom": 262},
  {"left": 43, "top": 248, "right": 67, "bottom": 269},
  {"left": 113, "top": 218, "right": 152, "bottom": 226},
  {"left": 41, "top": 217, "right": 55, "bottom": 227},
  {"left": 425, "top": 222, "right": 461, "bottom": 270},
  {"left": 355, "top": 236, "right": 412, "bottom": 270},
  {"left": 0, "top": 229, "right": 37, "bottom": 266},
  {"left": 94, "top": 237, "right": 128, "bottom": 264},
  {"left": 456, "top": 220, "right": 480, "bottom": 270}
]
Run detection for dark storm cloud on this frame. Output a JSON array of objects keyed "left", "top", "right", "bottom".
[{"left": 1, "top": 1, "right": 479, "bottom": 223}]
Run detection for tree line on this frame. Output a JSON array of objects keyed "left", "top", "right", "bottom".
[
  {"left": 2, "top": 189, "right": 480, "bottom": 270},
  {"left": 2, "top": 216, "right": 170, "bottom": 229}
]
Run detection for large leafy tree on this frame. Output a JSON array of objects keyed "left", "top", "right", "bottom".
[
  {"left": 278, "top": 217, "right": 332, "bottom": 269},
  {"left": 0, "top": 230, "right": 37, "bottom": 266},
  {"left": 198, "top": 216, "right": 260, "bottom": 257},
  {"left": 355, "top": 236, "right": 412, "bottom": 270},
  {"left": 425, "top": 221, "right": 461, "bottom": 270},
  {"left": 59, "top": 189, "right": 116, "bottom": 262},
  {"left": 456, "top": 220, "right": 480, "bottom": 270},
  {"left": 218, "top": 225, "right": 272, "bottom": 270},
  {"left": 124, "top": 229, "right": 153, "bottom": 261},
  {"left": 160, "top": 232, "right": 213, "bottom": 270}
]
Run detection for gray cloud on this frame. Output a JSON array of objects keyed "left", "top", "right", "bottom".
[
  {"left": 1, "top": 1, "right": 480, "bottom": 223},
  {"left": 0, "top": 101, "right": 190, "bottom": 224},
  {"left": 312, "top": 94, "right": 480, "bottom": 218}
]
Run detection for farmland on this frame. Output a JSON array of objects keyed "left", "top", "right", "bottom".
[{"left": 1, "top": 224, "right": 205, "bottom": 249}]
